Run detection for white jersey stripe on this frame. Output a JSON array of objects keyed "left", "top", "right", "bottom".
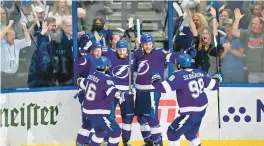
[
  {"left": 78, "top": 128, "right": 90, "bottom": 136},
  {"left": 91, "top": 134, "right": 103, "bottom": 144},
  {"left": 179, "top": 104, "right": 208, "bottom": 113},
  {"left": 207, "top": 79, "right": 216, "bottom": 90},
  {"left": 135, "top": 84, "right": 155, "bottom": 90},
  {"left": 150, "top": 126, "right": 161, "bottom": 134},
  {"left": 122, "top": 123, "right": 132, "bottom": 131},
  {"left": 115, "top": 85, "right": 129, "bottom": 91},
  {"left": 109, "top": 136, "right": 121, "bottom": 144},
  {"left": 161, "top": 81, "right": 172, "bottom": 92},
  {"left": 83, "top": 108, "right": 111, "bottom": 115},
  {"left": 106, "top": 86, "right": 115, "bottom": 96}
]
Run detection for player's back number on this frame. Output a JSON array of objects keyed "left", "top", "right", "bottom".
[
  {"left": 85, "top": 81, "right": 97, "bottom": 101},
  {"left": 188, "top": 78, "right": 204, "bottom": 99}
]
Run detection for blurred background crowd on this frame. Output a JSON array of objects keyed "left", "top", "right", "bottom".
[{"left": 0, "top": 0, "right": 263, "bottom": 89}]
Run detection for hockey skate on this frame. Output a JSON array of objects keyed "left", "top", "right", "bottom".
[
  {"left": 123, "top": 141, "right": 132, "bottom": 146},
  {"left": 142, "top": 141, "right": 154, "bottom": 146}
]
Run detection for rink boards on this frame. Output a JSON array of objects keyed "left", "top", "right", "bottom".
[{"left": 1, "top": 86, "right": 264, "bottom": 146}]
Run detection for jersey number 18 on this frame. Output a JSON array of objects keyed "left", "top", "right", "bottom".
[{"left": 188, "top": 78, "right": 204, "bottom": 99}]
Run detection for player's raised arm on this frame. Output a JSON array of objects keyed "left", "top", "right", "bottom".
[{"left": 151, "top": 72, "right": 180, "bottom": 93}]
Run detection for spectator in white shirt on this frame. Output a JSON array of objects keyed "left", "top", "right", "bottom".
[
  {"left": 1, "top": 22, "right": 31, "bottom": 74},
  {"left": 20, "top": 0, "right": 34, "bottom": 24},
  {"left": 48, "top": 0, "right": 72, "bottom": 28}
]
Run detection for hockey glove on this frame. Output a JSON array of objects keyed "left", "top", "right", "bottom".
[
  {"left": 212, "top": 72, "right": 223, "bottom": 83},
  {"left": 151, "top": 72, "right": 162, "bottom": 83}
]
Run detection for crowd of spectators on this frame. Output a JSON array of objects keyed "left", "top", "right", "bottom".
[{"left": 1, "top": 0, "right": 263, "bottom": 89}]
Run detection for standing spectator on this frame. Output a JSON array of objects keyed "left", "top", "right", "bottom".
[
  {"left": 219, "top": 9, "right": 233, "bottom": 33},
  {"left": 77, "top": 7, "right": 89, "bottom": 34},
  {"left": 220, "top": 19, "right": 245, "bottom": 83},
  {"left": 36, "top": 17, "right": 57, "bottom": 46},
  {"left": 20, "top": 0, "right": 34, "bottom": 24},
  {"left": 105, "top": 34, "right": 120, "bottom": 53},
  {"left": 50, "top": 17, "right": 73, "bottom": 86},
  {"left": 191, "top": 12, "right": 208, "bottom": 34},
  {"left": 27, "top": 6, "right": 45, "bottom": 38},
  {"left": 27, "top": 17, "right": 58, "bottom": 88},
  {"left": 0, "top": 6, "right": 7, "bottom": 29},
  {"left": 78, "top": 1, "right": 114, "bottom": 31},
  {"left": 87, "top": 17, "right": 113, "bottom": 47},
  {"left": 187, "top": 7, "right": 219, "bottom": 73},
  {"left": 244, "top": 2, "right": 264, "bottom": 29},
  {"left": 48, "top": 0, "right": 72, "bottom": 27},
  {"left": 1, "top": 22, "right": 31, "bottom": 89},
  {"left": 233, "top": 9, "right": 264, "bottom": 83}
]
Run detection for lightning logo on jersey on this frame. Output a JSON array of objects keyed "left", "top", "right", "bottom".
[
  {"left": 175, "top": 115, "right": 190, "bottom": 131},
  {"left": 112, "top": 65, "right": 129, "bottom": 79},
  {"left": 103, "top": 117, "right": 113, "bottom": 131},
  {"left": 137, "top": 60, "right": 149, "bottom": 76}
]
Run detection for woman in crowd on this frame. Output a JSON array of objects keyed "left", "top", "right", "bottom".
[
  {"left": 187, "top": 7, "right": 220, "bottom": 73},
  {"left": 48, "top": 0, "right": 71, "bottom": 27},
  {"left": 87, "top": 17, "right": 113, "bottom": 48}
]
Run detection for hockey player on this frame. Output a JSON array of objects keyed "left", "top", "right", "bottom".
[
  {"left": 133, "top": 33, "right": 181, "bottom": 146},
  {"left": 103, "top": 40, "right": 135, "bottom": 146},
  {"left": 75, "top": 40, "right": 106, "bottom": 145},
  {"left": 150, "top": 53, "right": 222, "bottom": 146},
  {"left": 77, "top": 56, "right": 134, "bottom": 146}
]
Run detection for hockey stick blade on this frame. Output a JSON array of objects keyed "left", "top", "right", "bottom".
[
  {"left": 173, "top": 2, "right": 183, "bottom": 17},
  {"left": 116, "top": 28, "right": 126, "bottom": 33},
  {"left": 219, "top": 4, "right": 226, "bottom": 12}
]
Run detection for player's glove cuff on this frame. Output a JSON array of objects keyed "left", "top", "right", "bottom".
[
  {"left": 151, "top": 73, "right": 162, "bottom": 83},
  {"left": 212, "top": 72, "right": 223, "bottom": 83},
  {"left": 115, "top": 91, "right": 126, "bottom": 104}
]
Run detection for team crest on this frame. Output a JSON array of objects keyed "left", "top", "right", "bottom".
[
  {"left": 137, "top": 60, "right": 150, "bottom": 76},
  {"left": 112, "top": 65, "right": 129, "bottom": 79}
]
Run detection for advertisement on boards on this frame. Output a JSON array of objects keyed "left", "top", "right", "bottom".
[{"left": 1, "top": 87, "right": 264, "bottom": 146}]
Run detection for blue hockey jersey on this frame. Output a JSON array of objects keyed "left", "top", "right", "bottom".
[
  {"left": 152, "top": 69, "right": 219, "bottom": 115},
  {"left": 103, "top": 50, "right": 135, "bottom": 91},
  {"left": 133, "top": 48, "right": 179, "bottom": 92},
  {"left": 78, "top": 71, "right": 120, "bottom": 117}
]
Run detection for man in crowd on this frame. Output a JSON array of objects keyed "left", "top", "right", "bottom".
[
  {"left": 233, "top": 8, "right": 264, "bottom": 83},
  {"left": 1, "top": 22, "right": 31, "bottom": 89}
]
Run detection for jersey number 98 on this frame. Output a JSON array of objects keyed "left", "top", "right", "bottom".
[
  {"left": 188, "top": 78, "right": 204, "bottom": 99},
  {"left": 85, "top": 82, "right": 97, "bottom": 101}
]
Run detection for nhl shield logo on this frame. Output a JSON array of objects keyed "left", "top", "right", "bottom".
[{"left": 112, "top": 65, "right": 129, "bottom": 79}]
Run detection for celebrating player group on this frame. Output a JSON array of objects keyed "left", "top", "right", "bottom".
[{"left": 73, "top": 29, "right": 222, "bottom": 146}]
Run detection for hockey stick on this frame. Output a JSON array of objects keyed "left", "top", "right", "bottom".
[
  {"left": 214, "top": 34, "right": 222, "bottom": 141},
  {"left": 172, "top": 2, "right": 185, "bottom": 46}
]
